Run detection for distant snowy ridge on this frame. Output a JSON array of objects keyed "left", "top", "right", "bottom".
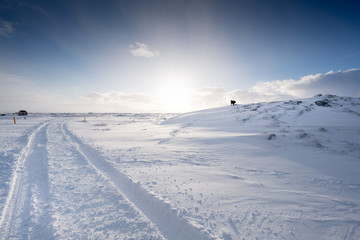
[
  {"left": 163, "top": 93, "right": 360, "bottom": 166},
  {"left": 164, "top": 94, "right": 360, "bottom": 126}
]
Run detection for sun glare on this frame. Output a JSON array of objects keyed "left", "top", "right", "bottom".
[{"left": 157, "top": 80, "right": 193, "bottom": 112}]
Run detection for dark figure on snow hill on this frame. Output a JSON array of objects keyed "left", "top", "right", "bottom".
[{"left": 230, "top": 100, "right": 236, "bottom": 106}]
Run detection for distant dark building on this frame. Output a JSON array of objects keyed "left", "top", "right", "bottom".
[{"left": 18, "top": 110, "right": 28, "bottom": 116}]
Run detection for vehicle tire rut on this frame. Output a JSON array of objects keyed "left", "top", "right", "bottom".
[
  {"left": 62, "top": 120, "right": 209, "bottom": 240},
  {"left": 0, "top": 121, "right": 53, "bottom": 240}
]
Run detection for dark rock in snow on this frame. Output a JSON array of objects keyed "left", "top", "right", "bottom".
[
  {"left": 319, "top": 127, "right": 328, "bottom": 132},
  {"left": 268, "top": 134, "right": 276, "bottom": 140},
  {"left": 315, "top": 99, "right": 330, "bottom": 107},
  {"left": 286, "top": 100, "right": 302, "bottom": 105}
]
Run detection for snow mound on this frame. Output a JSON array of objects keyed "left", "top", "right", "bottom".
[{"left": 163, "top": 94, "right": 360, "bottom": 128}]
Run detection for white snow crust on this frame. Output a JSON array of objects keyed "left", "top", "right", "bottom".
[{"left": 0, "top": 94, "right": 359, "bottom": 239}]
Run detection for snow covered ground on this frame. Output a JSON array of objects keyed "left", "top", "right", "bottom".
[{"left": 0, "top": 94, "right": 359, "bottom": 239}]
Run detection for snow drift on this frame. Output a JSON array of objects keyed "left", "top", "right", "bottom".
[{"left": 0, "top": 94, "right": 359, "bottom": 239}]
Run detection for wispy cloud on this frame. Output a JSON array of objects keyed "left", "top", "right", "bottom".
[
  {"left": 0, "top": 71, "right": 56, "bottom": 113},
  {"left": 342, "top": 51, "right": 360, "bottom": 60},
  {"left": 251, "top": 68, "right": 360, "bottom": 98},
  {"left": 83, "top": 69, "right": 360, "bottom": 113},
  {"left": 85, "top": 91, "right": 159, "bottom": 112},
  {"left": 128, "top": 42, "right": 160, "bottom": 58},
  {"left": 83, "top": 88, "right": 282, "bottom": 113},
  {"left": 86, "top": 91, "right": 155, "bottom": 104},
  {"left": 0, "top": 71, "right": 29, "bottom": 83},
  {"left": 0, "top": 20, "right": 15, "bottom": 37},
  {"left": 189, "top": 69, "right": 360, "bottom": 108},
  {"left": 18, "top": 2, "right": 48, "bottom": 16},
  {"left": 2, "top": 69, "right": 359, "bottom": 113}
]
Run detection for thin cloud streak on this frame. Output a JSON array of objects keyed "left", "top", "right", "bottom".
[
  {"left": 18, "top": 2, "right": 48, "bottom": 16},
  {"left": 0, "top": 20, "right": 15, "bottom": 37},
  {"left": 0, "top": 71, "right": 30, "bottom": 83},
  {"left": 128, "top": 42, "right": 160, "bottom": 58},
  {"left": 251, "top": 68, "right": 360, "bottom": 98}
]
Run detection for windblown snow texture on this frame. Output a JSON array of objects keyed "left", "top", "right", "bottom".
[{"left": 0, "top": 95, "right": 359, "bottom": 239}]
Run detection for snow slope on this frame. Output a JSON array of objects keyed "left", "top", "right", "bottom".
[{"left": 0, "top": 94, "right": 359, "bottom": 239}]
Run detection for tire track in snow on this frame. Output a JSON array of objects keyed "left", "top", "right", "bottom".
[
  {"left": 49, "top": 120, "right": 163, "bottom": 239},
  {"left": 62, "top": 121, "right": 208, "bottom": 240},
  {"left": 0, "top": 121, "right": 54, "bottom": 240}
]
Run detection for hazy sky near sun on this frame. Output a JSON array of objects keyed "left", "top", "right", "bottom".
[{"left": 0, "top": 0, "right": 360, "bottom": 112}]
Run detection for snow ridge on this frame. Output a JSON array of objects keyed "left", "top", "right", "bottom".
[{"left": 61, "top": 121, "right": 208, "bottom": 240}]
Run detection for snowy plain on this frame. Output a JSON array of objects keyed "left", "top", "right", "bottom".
[{"left": 0, "top": 94, "right": 359, "bottom": 239}]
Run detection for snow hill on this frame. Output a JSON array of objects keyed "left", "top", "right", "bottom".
[{"left": 0, "top": 94, "right": 359, "bottom": 239}]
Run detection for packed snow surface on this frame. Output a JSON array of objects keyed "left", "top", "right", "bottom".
[{"left": 0, "top": 94, "right": 360, "bottom": 239}]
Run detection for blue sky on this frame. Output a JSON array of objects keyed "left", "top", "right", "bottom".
[{"left": 0, "top": 0, "right": 359, "bottom": 112}]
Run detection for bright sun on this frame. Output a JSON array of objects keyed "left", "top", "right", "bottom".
[{"left": 157, "top": 81, "right": 193, "bottom": 112}]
